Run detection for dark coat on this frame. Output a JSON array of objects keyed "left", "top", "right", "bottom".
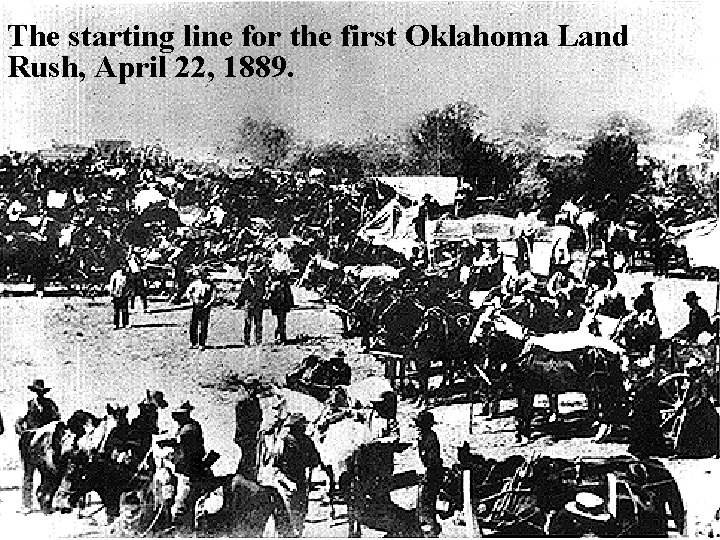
[
  {"left": 17, "top": 396, "right": 60, "bottom": 431},
  {"left": 234, "top": 393, "right": 262, "bottom": 445},
  {"left": 267, "top": 279, "right": 294, "bottom": 315}
]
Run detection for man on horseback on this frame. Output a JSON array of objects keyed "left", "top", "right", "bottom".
[{"left": 15, "top": 378, "right": 61, "bottom": 514}]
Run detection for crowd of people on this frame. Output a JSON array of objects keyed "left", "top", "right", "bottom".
[{"left": 2, "top": 142, "right": 719, "bottom": 537}]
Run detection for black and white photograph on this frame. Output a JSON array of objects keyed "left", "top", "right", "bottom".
[{"left": 0, "top": 0, "right": 718, "bottom": 537}]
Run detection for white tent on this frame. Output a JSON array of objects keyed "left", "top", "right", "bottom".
[
  {"left": 372, "top": 176, "right": 458, "bottom": 206},
  {"left": 358, "top": 199, "right": 420, "bottom": 258},
  {"left": 679, "top": 219, "right": 720, "bottom": 269}
]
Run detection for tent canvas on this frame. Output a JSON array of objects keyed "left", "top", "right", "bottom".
[
  {"left": 371, "top": 176, "right": 458, "bottom": 206},
  {"left": 358, "top": 199, "right": 420, "bottom": 258},
  {"left": 675, "top": 219, "right": 720, "bottom": 269}
]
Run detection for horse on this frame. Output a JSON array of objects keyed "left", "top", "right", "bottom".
[
  {"left": 16, "top": 409, "right": 97, "bottom": 513},
  {"left": 510, "top": 336, "right": 626, "bottom": 441},
  {"left": 264, "top": 379, "right": 398, "bottom": 522},
  {"left": 54, "top": 404, "right": 133, "bottom": 520},
  {"left": 469, "top": 311, "right": 527, "bottom": 417}
]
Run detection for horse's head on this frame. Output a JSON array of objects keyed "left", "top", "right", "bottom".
[
  {"left": 66, "top": 409, "right": 100, "bottom": 439},
  {"left": 106, "top": 403, "right": 129, "bottom": 427}
]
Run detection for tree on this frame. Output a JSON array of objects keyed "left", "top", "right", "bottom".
[
  {"left": 581, "top": 132, "right": 647, "bottom": 209},
  {"left": 287, "top": 141, "right": 363, "bottom": 182},
  {"left": 460, "top": 138, "right": 521, "bottom": 198},
  {"left": 353, "top": 133, "right": 412, "bottom": 177},
  {"left": 595, "top": 111, "right": 654, "bottom": 144},
  {"left": 231, "top": 117, "right": 293, "bottom": 168},
  {"left": 536, "top": 155, "right": 584, "bottom": 216},
  {"left": 408, "top": 100, "right": 484, "bottom": 176},
  {"left": 673, "top": 105, "right": 718, "bottom": 150}
]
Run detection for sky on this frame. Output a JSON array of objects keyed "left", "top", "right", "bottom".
[{"left": 1, "top": 1, "right": 717, "bottom": 158}]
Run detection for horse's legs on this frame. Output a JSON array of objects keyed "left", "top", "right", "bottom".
[
  {"left": 515, "top": 389, "right": 533, "bottom": 442},
  {"left": 21, "top": 457, "right": 35, "bottom": 511},
  {"left": 549, "top": 394, "right": 559, "bottom": 422}
]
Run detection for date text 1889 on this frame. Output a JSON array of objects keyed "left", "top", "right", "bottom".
[{"left": 225, "top": 56, "right": 291, "bottom": 78}]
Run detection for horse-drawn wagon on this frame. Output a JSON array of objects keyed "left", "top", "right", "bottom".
[{"left": 439, "top": 448, "right": 686, "bottom": 537}]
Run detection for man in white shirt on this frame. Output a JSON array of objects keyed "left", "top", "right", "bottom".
[
  {"left": 270, "top": 242, "right": 293, "bottom": 276},
  {"left": 127, "top": 247, "right": 148, "bottom": 312},
  {"left": 109, "top": 266, "right": 130, "bottom": 329},
  {"left": 185, "top": 269, "right": 216, "bottom": 350}
]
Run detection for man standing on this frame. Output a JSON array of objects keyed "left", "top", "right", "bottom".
[
  {"left": 185, "top": 269, "right": 216, "bottom": 350},
  {"left": 270, "top": 241, "right": 293, "bottom": 275},
  {"left": 15, "top": 379, "right": 61, "bottom": 514},
  {"left": 678, "top": 291, "right": 713, "bottom": 342},
  {"left": 268, "top": 273, "right": 294, "bottom": 345},
  {"left": 271, "top": 413, "right": 320, "bottom": 537},
  {"left": 236, "top": 263, "right": 267, "bottom": 346},
  {"left": 415, "top": 411, "right": 443, "bottom": 538},
  {"left": 159, "top": 401, "right": 206, "bottom": 532},
  {"left": 127, "top": 246, "right": 148, "bottom": 313},
  {"left": 109, "top": 266, "right": 130, "bottom": 329},
  {"left": 234, "top": 379, "right": 263, "bottom": 480}
]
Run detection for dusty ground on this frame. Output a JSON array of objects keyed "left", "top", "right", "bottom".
[{"left": 0, "top": 274, "right": 717, "bottom": 537}]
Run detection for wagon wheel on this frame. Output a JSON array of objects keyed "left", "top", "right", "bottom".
[{"left": 657, "top": 373, "right": 690, "bottom": 449}]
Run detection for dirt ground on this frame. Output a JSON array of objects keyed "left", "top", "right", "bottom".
[{"left": 0, "top": 274, "right": 717, "bottom": 537}]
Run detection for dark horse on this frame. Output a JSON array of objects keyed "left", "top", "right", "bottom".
[
  {"left": 119, "top": 453, "right": 293, "bottom": 537},
  {"left": 510, "top": 342, "right": 626, "bottom": 441},
  {"left": 439, "top": 449, "right": 685, "bottom": 536},
  {"left": 54, "top": 404, "right": 132, "bottom": 520}
]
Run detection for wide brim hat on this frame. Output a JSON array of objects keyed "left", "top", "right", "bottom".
[
  {"left": 684, "top": 291, "right": 700, "bottom": 303},
  {"left": 414, "top": 410, "right": 436, "bottom": 427},
  {"left": 172, "top": 400, "right": 194, "bottom": 414},
  {"left": 565, "top": 492, "right": 611, "bottom": 522},
  {"left": 28, "top": 379, "right": 51, "bottom": 393},
  {"left": 641, "top": 281, "right": 654, "bottom": 290}
]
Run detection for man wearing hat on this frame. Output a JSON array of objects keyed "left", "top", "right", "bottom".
[
  {"left": 362, "top": 390, "right": 400, "bottom": 506},
  {"left": 236, "top": 260, "right": 268, "bottom": 345},
  {"left": 185, "top": 268, "right": 216, "bottom": 350},
  {"left": 271, "top": 413, "right": 320, "bottom": 537},
  {"left": 159, "top": 401, "right": 206, "bottom": 530},
  {"left": 327, "top": 350, "right": 351, "bottom": 387},
  {"left": 678, "top": 291, "right": 713, "bottom": 342},
  {"left": 415, "top": 411, "right": 443, "bottom": 537},
  {"left": 128, "top": 390, "right": 168, "bottom": 456},
  {"left": 634, "top": 281, "right": 656, "bottom": 314},
  {"left": 16, "top": 379, "right": 61, "bottom": 513},
  {"left": 234, "top": 378, "right": 263, "bottom": 480}
]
